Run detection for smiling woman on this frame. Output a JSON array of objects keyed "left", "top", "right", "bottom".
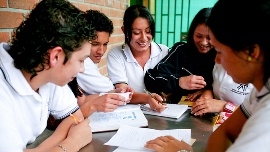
[
  {"left": 144, "top": 8, "right": 216, "bottom": 104},
  {"left": 106, "top": 4, "right": 169, "bottom": 112}
]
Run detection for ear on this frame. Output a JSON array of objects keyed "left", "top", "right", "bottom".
[
  {"left": 249, "top": 44, "right": 261, "bottom": 61},
  {"left": 49, "top": 46, "right": 63, "bottom": 67},
  {"left": 121, "top": 26, "right": 124, "bottom": 33}
]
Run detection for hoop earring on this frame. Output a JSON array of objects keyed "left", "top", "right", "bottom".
[{"left": 248, "top": 56, "right": 252, "bottom": 61}]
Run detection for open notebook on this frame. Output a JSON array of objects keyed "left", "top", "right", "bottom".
[
  {"left": 88, "top": 104, "right": 148, "bottom": 133},
  {"left": 140, "top": 104, "right": 188, "bottom": 119}
]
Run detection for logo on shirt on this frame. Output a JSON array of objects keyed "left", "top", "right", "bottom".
[{"left": 231, "top": 84, "right": 249, "bottom": 95}]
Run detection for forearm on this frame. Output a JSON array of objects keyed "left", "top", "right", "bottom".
[
  {"left": 79, "top": 94, "right": 100, "bottom": 117},
  {"left": 129, "top": 92, "right": 150, "bottom": 104},
  {"left": 207, "top": 108, "right": 246, "bottom": 151},
  {"left": 26, "top": 111, "right": 83, "bottom": 152}
]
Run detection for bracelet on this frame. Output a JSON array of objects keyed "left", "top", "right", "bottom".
[
  {"left": 58, "top": 144, "right": 67, "bottom": 152},
  {"left": 223, "top": 102, "right": 236, "bottom": 113}
]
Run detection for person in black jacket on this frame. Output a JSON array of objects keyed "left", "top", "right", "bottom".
[{"left": 144, "top": 8, "right": 216, "bottom": 104}]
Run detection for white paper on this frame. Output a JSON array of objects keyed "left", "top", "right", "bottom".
[
  {"left": 140, "top": 104, "right": 188, "bottom": 119},
  {"left": 89, "top": 105, "right": 148, "bottom": 132},
  {"left": 105, "top": 126, "right": 191, "bottom": 151},
  {"left": 99, "top": 92, "right": 131, "bottom": 102}
]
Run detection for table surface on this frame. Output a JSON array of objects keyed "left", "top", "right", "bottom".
[{"left": 79, "top": 109, "right": 215, "bottom": 152}]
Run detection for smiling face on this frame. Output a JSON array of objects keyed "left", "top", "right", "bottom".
[
  {"left": 129, "top": 17, "right": 153, "bottom": 53},
  {"left": 193, "top": 24, "right": 212, "bottom": 53},
  {"left": 90, "top": 31, "right": 110, "bottom": 63},
  {"left": 55, "top": 42, "right": 91, "bottom": 86}
]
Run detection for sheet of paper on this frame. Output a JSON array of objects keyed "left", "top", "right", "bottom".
[
  {"left": 99, "top": 92, "right": 131, "bottom": 102},
  {"left": 113, "top": 139, "right": 196, "bottom": 152},
  {"left": 140, "top": 104, "right": 188, "bottom": 119},
  {"left": 89, "top": 105, "right": 148, "bottom": 132},
  {"left": 105, "top": 126, "right": 191, "bottom": 150}
]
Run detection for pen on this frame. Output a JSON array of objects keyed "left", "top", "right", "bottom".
[
  {"left": 70, "top": 114, "right": 79, "bottom": 124},
  {"left": 182, "top": 67, "right": 193, "bottom": 75},
  {"left": 144, "top": 89, "right": 165, "bottom": 105}
]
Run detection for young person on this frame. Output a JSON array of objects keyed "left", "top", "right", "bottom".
[
  {"left": 107, "top": 5, "right": 169, "bottom": 112},
  {"left": 0, "top": 0, "right": 96, "bottom": 151},
  {"left": 145, "top": 0, "right": 270, "bottom": 151},
  {"left": 144, "top": 8, "right": 216, "bottom": 104},
  {"left": 69, "top": 10, "right": 129, "bottom": 114}
]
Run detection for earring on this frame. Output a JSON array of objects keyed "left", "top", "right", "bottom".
[{"left": 248, "top": 56, "right": 252, "bottom": 61}]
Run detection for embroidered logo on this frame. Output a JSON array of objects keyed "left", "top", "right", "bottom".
[{"left": 231, "top": 84, "right": 249, "bottom": 95}]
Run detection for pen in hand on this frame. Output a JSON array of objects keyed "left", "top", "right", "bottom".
[
  {"left": 144, "top": 89, "right": 165, "bottom": 105},
  {"left": 70, "top": 114, "right": 80, "bottom": 124},
  {"left": 182, "top": 67, "right": 193, "bottom": 75}
]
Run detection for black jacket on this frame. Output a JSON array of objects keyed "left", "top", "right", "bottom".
[{"left": 144, "top": 42, "right": 216, "bottom": 103}]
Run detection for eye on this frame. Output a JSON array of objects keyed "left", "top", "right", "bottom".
[
  {"left": 91, "top": 43, "right": 99, "bottom": 46},
  {"left": 145, "top": 28, "right": 151, "bottom": 34}
]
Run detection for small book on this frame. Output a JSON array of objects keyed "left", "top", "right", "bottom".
[
  {"left": 178, "top": 96, "right": 194, "bottom": 107},
  {"left": 140, "top": 104, "right": 188, "bottom": 119},
  {"left": 88, "top": 104, "right": 148, "bottom": 133}
]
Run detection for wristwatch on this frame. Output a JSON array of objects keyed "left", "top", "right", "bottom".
[{"left": 223, "top": 102, "right": 235, "bottom": 113}]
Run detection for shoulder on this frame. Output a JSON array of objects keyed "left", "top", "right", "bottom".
[{"left": 108, "top": 45, "right": 122, "bottom": 54}]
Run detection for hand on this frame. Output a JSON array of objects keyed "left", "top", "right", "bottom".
[
  {"left": 89, "top": 93, "right": 126, "bottom": 112},
  {"left": 113, "top": 84, "right": 134, "bottom": 103},
  {"left": 67, "top": 118, "right": 92, "bottom": 150},
  {"left": 147, "top": 93, "right": 166, "bottom": 112},
  {"left": 186, "top": 90, "right": 204, "bottom": 101},
  {"left": 145, "top": 136, "right": 193, "bottom": 152},
  {"left": 179, "top": 75, "right": 206, "bottom": 90},
  {"left": 191, "top": 98, "right": 227, "bottom": 116}
]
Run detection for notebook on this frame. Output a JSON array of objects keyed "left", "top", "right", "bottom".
[
  {"left": 88, "top": 104, "right": 148, "bottom": 132},
  {"left": 178, "top": 96, "right": 194, "bottom": 107},
  {"left": 140, "top": 104, "right": 188, "bottom": 119}
]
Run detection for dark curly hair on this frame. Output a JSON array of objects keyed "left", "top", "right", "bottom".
[
  {"left": 9, "top": 0, "right": 96, "bottom": 79},
  {"left": 85, "top": 9, "right": 113, "bottom": 35},
  {"left": 123, "top": 5, "right": 155, "bottom": 45}
]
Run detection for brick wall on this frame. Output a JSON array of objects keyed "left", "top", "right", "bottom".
[{"left": 0, "top": 0, "right": 129, "bottom": 76}]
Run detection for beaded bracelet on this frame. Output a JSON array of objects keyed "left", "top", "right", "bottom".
[{"left": 58, "top": 144, "right": 67, "bottom": 152}]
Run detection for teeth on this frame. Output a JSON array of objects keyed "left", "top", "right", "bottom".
[{"left": 138, "top": 42, "right": 147, "bottom": 46}]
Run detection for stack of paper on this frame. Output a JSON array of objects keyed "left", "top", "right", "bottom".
[
  {"left": 140, "top": 104, "right": 188, "bottom": 119},
  {"left": 104, "top": 126, "right": 192, "bottom": 152},
  {"left": 88, "top": 104, "right": 148, "bottom": 132}
]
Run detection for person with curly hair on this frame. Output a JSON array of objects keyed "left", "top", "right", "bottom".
[
  {"left": 68, "top": 10, "right": 131, "bottom": 115},
  {"left": 0, "top": 0, "right": 96, "bottom": 151}
]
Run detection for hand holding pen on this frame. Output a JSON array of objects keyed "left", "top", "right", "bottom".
[
  {"left": 179, "top": 67, "right": 206, "bottom": 90},
  {"left": 144, "top": 89, "right": 166, "bottom": 112}
]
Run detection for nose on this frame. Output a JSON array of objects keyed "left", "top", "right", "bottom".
[
  {"left": 79, "top": 62, "right": 85, "bottom": 73},
  {"left": 141, "top": 32, "right": 147, "bottom": 40},
  {"left": 97, "top": 45, "right": 105, "bottom": 55},
  {"left": 201, "top": 38, "right": 209, "bottom": 45}
]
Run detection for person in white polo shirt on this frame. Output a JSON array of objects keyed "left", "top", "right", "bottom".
[
  {"left": 0, "top": 0, "right": 96, "bottom": 151},
  {"left": 67, "top": 10, "right": 131, "bottom": 115},
  {"left": 107, "top": 5, "right": 169, "bottom": 112}
]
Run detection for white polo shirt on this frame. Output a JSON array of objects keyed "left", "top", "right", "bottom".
[
  {"left": 0, "top": 42, "right": 79, "bottom": 151},
  {"left": 213, "top": 64, "right": 254, "bottom": 105},
  {"left": 227, "top": 79, "right": 270, "bottom": 151},
  {"left": 77, "top": 58, "right": 114, "bottom": 95},
  {"left": 107, "top": 42, "right": 169, "bottom": 93}
]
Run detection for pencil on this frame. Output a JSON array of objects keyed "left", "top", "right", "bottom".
[
  {"left": 144, "top": 89, "right": 164, "bottom": 105},
  {"left": 70, "top": 114, "right": 79, "bottom": 124},
  {"left": 182, "top": 67, "right": 193, "bottom": 75}
]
